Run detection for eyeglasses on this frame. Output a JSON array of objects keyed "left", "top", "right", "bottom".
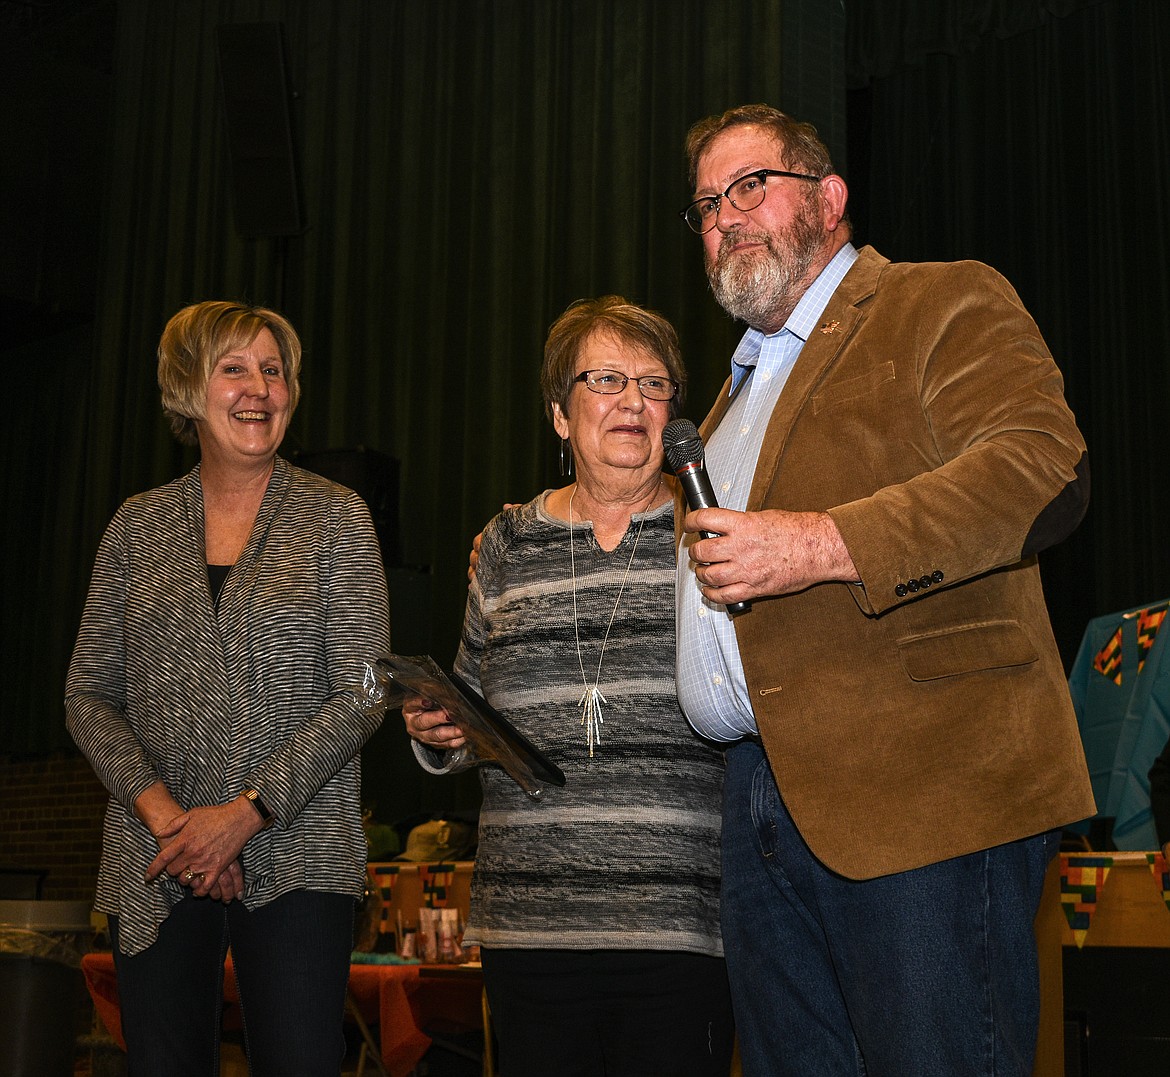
[
  {"left": 573, "top": 369, "right": 679, "bottom": 401},
  {"left": 679, "top": 168, "right": 822, "bottom": 234}
]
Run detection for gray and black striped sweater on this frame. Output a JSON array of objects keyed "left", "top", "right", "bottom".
[
  {"left": 417, "top": 493, "right": 725, "bottom": 956},
  {"left": 66, "top": 457, "right": 391, "bottom": 955}
]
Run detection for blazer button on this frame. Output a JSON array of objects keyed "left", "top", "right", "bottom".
[
  {"left": 907, "top": 578, "right": 920, "bottom": 593},
  {"left": 932, "top": 570, "right": 944, "bottom": 583},
  {"left": 895, "top": 583, "right": 908, "bottom": 597},
  {"left": 919, "top": 575, "right": 933, "bottom": 588}
]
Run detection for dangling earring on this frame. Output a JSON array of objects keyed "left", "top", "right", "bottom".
[{"left": 560, "top": 438, "right": 574, "bottom": 477}]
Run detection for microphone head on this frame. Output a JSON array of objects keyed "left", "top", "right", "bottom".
[{"left": 662, "top": 418, "right": 705, "bottom": 473}]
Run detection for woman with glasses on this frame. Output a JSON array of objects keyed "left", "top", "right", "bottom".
[{"left": 402, "top": 296, "right": 733, "bottom": 1077}]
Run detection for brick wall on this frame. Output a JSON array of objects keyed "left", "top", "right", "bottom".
[{"left": 0, "top": 753, "right": 106, "bottom": 901}]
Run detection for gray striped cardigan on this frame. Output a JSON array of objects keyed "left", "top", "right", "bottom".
[{"left": 66, "top": 456, "right": 391, "bottom": 955}]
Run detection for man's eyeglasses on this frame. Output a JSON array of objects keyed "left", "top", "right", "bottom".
[
  {"left": 574, "top": 369, "right": 679, "bottom": 401},
  {"left": 679, "top": 168, "right": 822, "bottom": 235}
]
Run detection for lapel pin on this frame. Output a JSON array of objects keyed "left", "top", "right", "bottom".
[{"left": 819, "top": 320, "right": 840, "bottom": 335}]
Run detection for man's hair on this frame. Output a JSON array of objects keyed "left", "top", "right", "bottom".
[
  {"left": 540, "top": 296, "right": 686, "bottom": 423},
  {"left": 157, "top": 300, "right": 302, "bottom": 446},
  {"left": 684, "top": 103, "right": 837, "bottom": 190}
]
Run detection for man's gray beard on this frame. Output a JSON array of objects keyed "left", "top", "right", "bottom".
[{"left": 707, "top": 208, "right": 824, "bottom": 330}]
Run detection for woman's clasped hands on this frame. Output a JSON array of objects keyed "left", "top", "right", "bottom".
[{"left": 145, "top": 798, "right": 263, "bottom": 903}]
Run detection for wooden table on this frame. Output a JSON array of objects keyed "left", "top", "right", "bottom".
[{"left": 81, "top": 951, "right": 483, "bottom": 1077}]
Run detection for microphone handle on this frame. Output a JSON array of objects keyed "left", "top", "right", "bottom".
[{"left": 676, "top": 462, "right": 751, "bottom": 617}]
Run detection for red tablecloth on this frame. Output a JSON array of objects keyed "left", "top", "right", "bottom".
[{"left": 81, "top": 952, "right": 482, "bottom": 1077}]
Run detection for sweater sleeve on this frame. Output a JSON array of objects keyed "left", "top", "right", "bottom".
[{"left": 65, "top": 506, "right": 163, "bottom": 812}]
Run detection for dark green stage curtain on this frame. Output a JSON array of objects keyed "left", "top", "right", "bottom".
[
  {"left": 846, "top": 0, "right": 1110, "bottom": 83},
  {"left": 846, "top": 0, "right": 1170, "bottom": 663},
  {"left": 1, "top": 0, "right": 846, "bottom": 792}
]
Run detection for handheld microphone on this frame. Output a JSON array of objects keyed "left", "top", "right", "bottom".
[{"left": 662, "top": 418, "right": 750, "bottom": 616}]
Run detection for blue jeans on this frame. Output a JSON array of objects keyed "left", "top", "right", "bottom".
[
  {"left": 721, "top": 740, "right": 1056, "bottom": 1077},
  {"left": 109, "top": 889, "right": 354, "bottom": 1077}
]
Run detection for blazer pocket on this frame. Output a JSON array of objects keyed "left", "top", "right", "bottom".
[
  {"left": 811, "top": 361, "right": 896, "bottom": 413},
  {"left": 897, "top": 620, "right": 1039, "bottom": 682}
]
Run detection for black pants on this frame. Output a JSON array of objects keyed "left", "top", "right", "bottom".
[
  {"left": 109, "top": 890, "right": 354, "bottom": 1077},
  {"left": 482, "top": 947, "right": 735, "bottom": 1077}
]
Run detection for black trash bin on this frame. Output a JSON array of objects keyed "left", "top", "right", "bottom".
[{"left": 0, "top": 899, "right": 94, "bottom": 1077}]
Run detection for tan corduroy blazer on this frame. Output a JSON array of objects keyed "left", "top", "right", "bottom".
[{"left": 691, "top": 245, "right": 1094, "bottom": 880}]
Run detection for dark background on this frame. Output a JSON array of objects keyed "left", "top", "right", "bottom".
[{"left": 2, "top": 0, "right": 1167, "bottom": 829}]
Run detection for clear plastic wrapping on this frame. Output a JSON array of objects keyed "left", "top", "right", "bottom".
[{"left": 355, "top": 654, "right": 565, "bottom": 800}]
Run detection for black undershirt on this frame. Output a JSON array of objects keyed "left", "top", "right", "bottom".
[{"left": 206, "top": 564, "right": 232, "bottom": 608}]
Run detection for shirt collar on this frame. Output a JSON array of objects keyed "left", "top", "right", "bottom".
[{"left": 730, "top": 242, "right": 859, "bottom": 391}]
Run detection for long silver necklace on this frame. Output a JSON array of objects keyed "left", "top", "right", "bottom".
[{"left": 568, "top": 483, "right": 656, "bottom": 757}]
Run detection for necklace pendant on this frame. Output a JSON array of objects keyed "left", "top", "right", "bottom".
[{"left": 578, "top": 686, "right": 607, "bottom": 757}]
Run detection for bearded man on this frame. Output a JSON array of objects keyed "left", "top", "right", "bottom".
[{"left": 674, "top": 104, "right": 1094, "bottom": 1077}]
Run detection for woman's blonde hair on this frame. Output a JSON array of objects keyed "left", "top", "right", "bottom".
[{"left": 157, "top": 301, "right": 302, "bottom": 446}]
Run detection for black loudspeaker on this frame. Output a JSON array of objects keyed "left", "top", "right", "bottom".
[
  {"left": 292, "top": 448, "right": 403, "bottom": 567},
  {"left": 215, "top": 22, "right": 303, "bottom": 237}
]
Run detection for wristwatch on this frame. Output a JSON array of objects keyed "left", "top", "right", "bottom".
[{"left": 242, "top": 788, "right": 276, "bottom": 830}]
